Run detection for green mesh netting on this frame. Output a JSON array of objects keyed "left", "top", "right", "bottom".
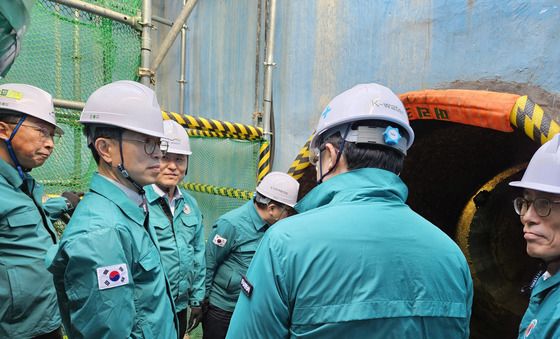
[
  {"left": 186, "top": 137, "right": 259, "bottom": 233},
  {"left": 0, "top": 0, "right": 261, "bottom": 231}
]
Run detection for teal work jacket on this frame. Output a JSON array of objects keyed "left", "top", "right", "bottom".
[
  {"left": 0, "top": 157, "right": 61, "bottom": 338},
  {"left": 145, "top": 184, "right": 205, "bottom": 312},
  {"left": 205, "top": 200, "right": 268, "bottom": 312},
  {"left": 43, "top": 196, "right": 71, "bottom": 223},
  {"left": 47, "top": 173, "right": 177, "bottom": 339},
  {"left": 227, "top": 168, "right": 473, "bottom": 338},
  {"left": 518, "top": 271, "right": 560, "bottom": 338}
]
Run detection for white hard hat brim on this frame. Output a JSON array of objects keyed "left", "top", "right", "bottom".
[{"left": 509, "top": 181, "right": 560, "bottom": 195}]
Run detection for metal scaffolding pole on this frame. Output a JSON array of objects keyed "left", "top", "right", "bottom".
[
  {"left": 48, "top": 0, "right": 140, "bottom": 29},
  {"left": 151, "top": 0, "right": 198, "bottom": 75},
  {"left": 139, "top": 0, "right": 153, "bottom": 86},
  {"left": 178, "top": 0, "right": 188, "bottom": 115},
  {"left": 262, "top": 0, "right": 278, "bottom": 140},
  {"left": 53, "top": 98, "right": 85, "bottom": 110}
]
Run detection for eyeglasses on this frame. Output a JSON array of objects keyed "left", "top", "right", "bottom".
[
  {"left": 308, "top": 146, "right": 325, "bottom": 166},
  {"left": 122, "top": 137, "right": 169, "bottom": 155},
  {"left": 513, "top": 197, "right": 560, "bottom": 217},
  {"left": 9, "top": 122, "right": 62, "bottom": 143}
]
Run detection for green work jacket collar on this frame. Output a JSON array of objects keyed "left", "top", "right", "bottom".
[
  {"left": 295, "top": 168, "right": 408, "bottom": 213},
  {"left": 247, "top": 200, "right": 268, "bottom": 232},
  {"left": 532, "top": 270, "right": 560, "bottom": 300},
  {"left": 145, "top": 184, "right": 183, "bottom": 204},
  {"left": 90, "top": 172, "right": 147, "bottom": 225},
  {"left": 0, "top": 156, "right": 28, "bottom": 189}
]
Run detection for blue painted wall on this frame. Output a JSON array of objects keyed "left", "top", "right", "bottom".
[{"left": 154, "top": 0, "right": 560, "bottom": 171}]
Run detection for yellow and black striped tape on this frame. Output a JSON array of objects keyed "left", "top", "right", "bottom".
[
  {"left": 187, "top": 129, "right": 243, "bottom": 139},
  {"left": 162, "top": 111, "right": 263, "bottom": 140},
  {"left": 257, "top": 141, "right": 271, "bottom": 183},
  {"left": 510, "top": 96, "right": 560, "bottom": 144},
  {"left": 287, "top": 135, "right": 313, "bottom": 180},
  {"left": 181, "top": 182, "right": 253, "bottom": 200}
]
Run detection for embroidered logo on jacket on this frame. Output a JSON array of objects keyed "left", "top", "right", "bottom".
[{"left": 96, "top": 263, "right": 129, "bottom": 290}]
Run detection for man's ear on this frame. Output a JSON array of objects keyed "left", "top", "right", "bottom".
[
  {"left": 95, "top": 137, "right": 115, "bottom": 165},
  {"left": 324, "top": 143, "right": 339, "bottom": 172},
  {"left": 0, "top": 121, "right": 12, "bottom": 140}
]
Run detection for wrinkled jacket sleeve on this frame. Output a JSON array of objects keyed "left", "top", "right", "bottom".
[
  {"left": 48, "top": 227, "right": 134, "bottom": 339},
  {"left": 43, "top": 196, "right": 69, "bottom": 223},
  {"left": 205, "top": 220, "right": 235, "bottom": 297},
  {"left": 189, "top": 209, "right": 206, "bottom": 304},
  {"left": 226, "top": 232, "right": 289, "bottom": 338}
]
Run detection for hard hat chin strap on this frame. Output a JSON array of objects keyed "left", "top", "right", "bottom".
[
  {"left": 116, "top": 131, "right": 146, "bottom": 197},
  {"left": 4, "top": 115, "right": 28, "bottom": 180},
  {"left": 316, "top": 124, "right": 351, "bottom": 184}
]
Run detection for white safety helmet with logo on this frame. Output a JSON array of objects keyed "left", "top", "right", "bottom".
[
  {"left": 0, "top": 83, "right": 63, "bottom": 135},
  {"left": 162, "top": 119, "right": 191, "bottom": 155},
  {"left": 310, "top": 83, "right": 414, "bottom": 156},
  {"left": 510, "top": 134, "right": 560, "bottom": 194},
  {"left": 80, "top": 80, "right": 164, "bottom": 140},
  {"left": 256, "top": 172, "right": 300, "bottom": 208}
]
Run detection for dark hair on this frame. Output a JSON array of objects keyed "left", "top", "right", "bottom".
[
  {"left": 254, "top": 191, "right": 289, "bottom": 209},
  {"left": 84, "top": 125, "right": 122, "bottom": 164},
  {"left": 322, "top": 131, "right": 405, "bottom": 174},
  {"left": 0, "top": 109, "right": 23, "bottom": 123}
]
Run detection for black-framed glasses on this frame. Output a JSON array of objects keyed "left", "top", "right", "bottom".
[
  {"left": 9, "top": 122, "right": 62, "bottom": 143},
  {"left": 122, "top": 137, "right": 169, "bottom": 155},
  {"left": 513, "top": 197, "right": 560, "bottom": 217}
]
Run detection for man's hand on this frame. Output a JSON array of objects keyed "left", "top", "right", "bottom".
[
  {"left": 61, "top": 191, "right": 84, "bottom": 215},
  {"left": 187, "top": 306, "right": 203, "bottom": 333}
]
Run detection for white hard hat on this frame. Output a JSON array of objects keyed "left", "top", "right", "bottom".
[
  {"left": 510, "top": 134, "right": 560, "bottom": 194},
  {"left": 80, "top": 80, "right": 164, "bottom": 139},
  {"left": 0, "top": 83, "right": 63, "bottom": 135},
  {"left": 256, "top": 172, "right": 300, "bottom": 207},
  {"left": 163, "top": 119, "right": 191, "bottom": 155},
  {"left": 310, "top": 83, "right": 414, "bottom": 154}
]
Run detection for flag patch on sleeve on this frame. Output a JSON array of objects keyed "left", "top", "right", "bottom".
[
  {"left": 96, "top": 263, "right": 129, "bottom": 290},
  {"left": 212, "top": 234, "right": 227, "bottom": 247}
]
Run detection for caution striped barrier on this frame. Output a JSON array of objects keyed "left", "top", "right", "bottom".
[
  {"left": 162, "top": 111, "right": 263, "bottom": 140},
  {"left": 287, "top": 136, "right": 313, "bottom": 180},
  {"left": 510, "top": 96, "right": 560, "bottom": 144},
  {"left": 181, "top": 182, "right": 254, "bottom": 200},
  {"left": 257, "top": 141, "right": 271, "bottom": 183},
  {"left": 288, "top": 90, "right": 560, "bottom": 183}
]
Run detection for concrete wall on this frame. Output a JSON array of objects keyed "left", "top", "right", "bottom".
[{"left": 153, "top": 0, "right": 560, "bottom": 171}]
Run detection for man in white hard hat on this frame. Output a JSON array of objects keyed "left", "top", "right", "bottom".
[
  {"left": 0, "top": 84, "right": 63, "bottom": 338},
  {"left": 509, "top": 134, "right": 560, "bottom": 338},
  {"left": 203, "top": 171, "right": 299, "bottom": 339},
  {"left": 227, "top": 83, "right": 473, "bottom": 338},
  {"left": 47, "top": 80, "right": 178, "bottom": 338},
  {"left": 145, "top": 120, "right": 205, "bottom": 338}
]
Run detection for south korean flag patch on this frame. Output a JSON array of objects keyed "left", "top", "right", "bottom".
[
  {"left": 96, "top": 263, "right": 129, "bottom": 290},
  {"left": 212, "top": 234, "right": 227, "bottom": 247}
]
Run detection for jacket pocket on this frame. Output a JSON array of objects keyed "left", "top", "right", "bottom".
[
  {"left": 6, "top": 260, "right": 53, "bottom": 321},
  {"left": 138, "top": 247, "right": 160, "bottom": 272},
  {"left": 180, "top": 214, "right": 199, "bottom": 228},
  {"left": 7, "top": 208, "right": 41, "bottom": 228}
]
